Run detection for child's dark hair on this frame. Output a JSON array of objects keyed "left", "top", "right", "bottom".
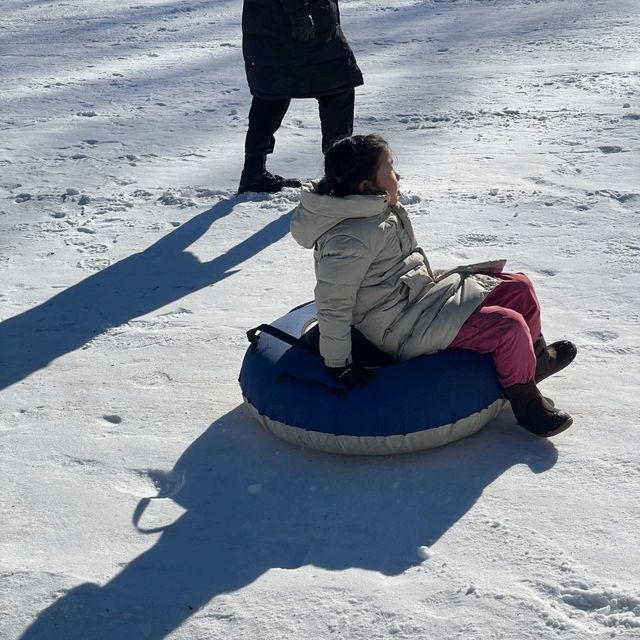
[{"left": 316, "top": 134, "right": 389, "bottom": 197}]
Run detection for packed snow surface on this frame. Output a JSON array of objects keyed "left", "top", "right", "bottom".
[{"left": 1, "top": 0, "right": 639, "bottom": 638}]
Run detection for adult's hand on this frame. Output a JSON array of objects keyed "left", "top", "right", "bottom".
[{"left": 292, "top": 14, "right": 315, "bottom": 41}]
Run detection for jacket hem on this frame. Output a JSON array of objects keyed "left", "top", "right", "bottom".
[{"left": 249, "top": 78, "right": 364, "bottom": 100}]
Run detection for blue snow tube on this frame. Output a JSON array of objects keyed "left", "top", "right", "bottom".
[{"left": 239, "top": 303, "right": 506, "bottom": 455}]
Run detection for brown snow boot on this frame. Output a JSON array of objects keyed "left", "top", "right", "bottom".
[
  {"left": 534, "top": 335, "right": 577, "bottom": 383},
  {"left": 503, "top": 381, "right": 573, "bottom": 437}
]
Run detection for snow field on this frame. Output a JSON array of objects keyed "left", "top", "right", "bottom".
[{"left": 1, "top": 0, "right": 639, "bottom": 638}]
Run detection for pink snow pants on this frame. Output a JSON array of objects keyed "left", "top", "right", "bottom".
[{"left": 448, "top": 272, "right": 541, "bottom": 388}]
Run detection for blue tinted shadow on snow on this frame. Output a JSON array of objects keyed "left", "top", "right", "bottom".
[
  {"left": 20, "top": 406, "right": 558, "bottom": 640},
  {"left": 0, "top": 196, "right": 291, "bottom": 391}
]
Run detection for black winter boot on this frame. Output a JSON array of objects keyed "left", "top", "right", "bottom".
[
  {"left": 238, "top": 152, "right": 301, "bottom": 194},
  {"left": 534, "top": 335, "right": 577, "bottom": 382},
  {"left": 503, "top": 381, "right": 573, "bottom": 437}
]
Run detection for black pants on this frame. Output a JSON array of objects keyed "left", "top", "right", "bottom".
[{"left": 244, "top": 88, "right": 355, "bottom": 156}]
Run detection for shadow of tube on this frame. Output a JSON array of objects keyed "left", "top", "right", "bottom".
[{"left": 19, "top": 405, "right": 557, "bottom": 640}]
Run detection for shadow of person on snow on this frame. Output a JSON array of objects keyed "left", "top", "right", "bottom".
[
  {"left": 19, "top": 407, "right": 558, "bottom": 640},
  {"left": 0, "top": 196, "right": 291, "bottom": 391}
]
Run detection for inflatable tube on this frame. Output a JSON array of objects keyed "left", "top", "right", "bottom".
[{"left": 239, "top": 303, "right": 506, "bottom": 455}]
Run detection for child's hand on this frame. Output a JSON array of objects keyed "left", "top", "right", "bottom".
[{"left": 326, "top": 364, "right": 375, "bottom": 388}]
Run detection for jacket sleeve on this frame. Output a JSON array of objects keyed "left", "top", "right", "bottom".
[
  {"left": 314, "top": 234, "right": 372, "bottom": 368},
  {"left": 278, "top": 0, "right": 310, "bottom": 19}
]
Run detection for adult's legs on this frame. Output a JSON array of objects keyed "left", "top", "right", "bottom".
[
  {"left": 239, "top": 96, "right": 301, "bottom": 193},
  {"left": 317, "top": 88, "right": 355, "bottom": 154},
  {"left": 244, "top": 96, "right": 291, "bottom": 156}
]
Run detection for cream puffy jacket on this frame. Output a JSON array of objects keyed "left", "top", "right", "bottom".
[{"left": 290, "top": 185, "right": 505, "bottom": 368}]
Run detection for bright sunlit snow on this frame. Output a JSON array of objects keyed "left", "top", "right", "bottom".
[{"left": 1, "top": 1, "right": 639, "bottom": 639}]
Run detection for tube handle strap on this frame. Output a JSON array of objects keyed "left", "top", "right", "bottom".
[{"left": 246, "top": 323, "right": 318, "bottom": 354}]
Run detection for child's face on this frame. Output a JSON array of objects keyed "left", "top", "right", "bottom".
[{"left": 374, "top": 149, "right": 400, "bottom": 206}]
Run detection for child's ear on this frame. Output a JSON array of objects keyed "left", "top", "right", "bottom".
[{"left": 357, "top": 179, "right": 371, "bottom": 194}]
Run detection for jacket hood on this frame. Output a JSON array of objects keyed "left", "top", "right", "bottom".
[{"left": 290, "top": 181, "right": 390, "bottom": 249}]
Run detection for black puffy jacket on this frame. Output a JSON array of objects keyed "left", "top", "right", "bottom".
[{"left": 242, "top": 0, "right": 363, "bottom": 99}]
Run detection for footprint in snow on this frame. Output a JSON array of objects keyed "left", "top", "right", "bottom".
[
  {"left": 558, "top": 581, "right": 640, "bottom": 630},
  {"left": 76, "top": 257, "right": 112, "bottom": 272},
  {"left": 77, "top": 243, "right": 109, "bottom": 255},
  {"left": 457, "top": 233, "right": 500, "bottom": 247},
  {"left": 585, "top": 330, "right": 618, "bottom": 342},
  {"left": 128, "top": 371, "right": 173, "bottom": 388},
  {"left": 598, "top": 145, "right": 624, "bottom": 154}
]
